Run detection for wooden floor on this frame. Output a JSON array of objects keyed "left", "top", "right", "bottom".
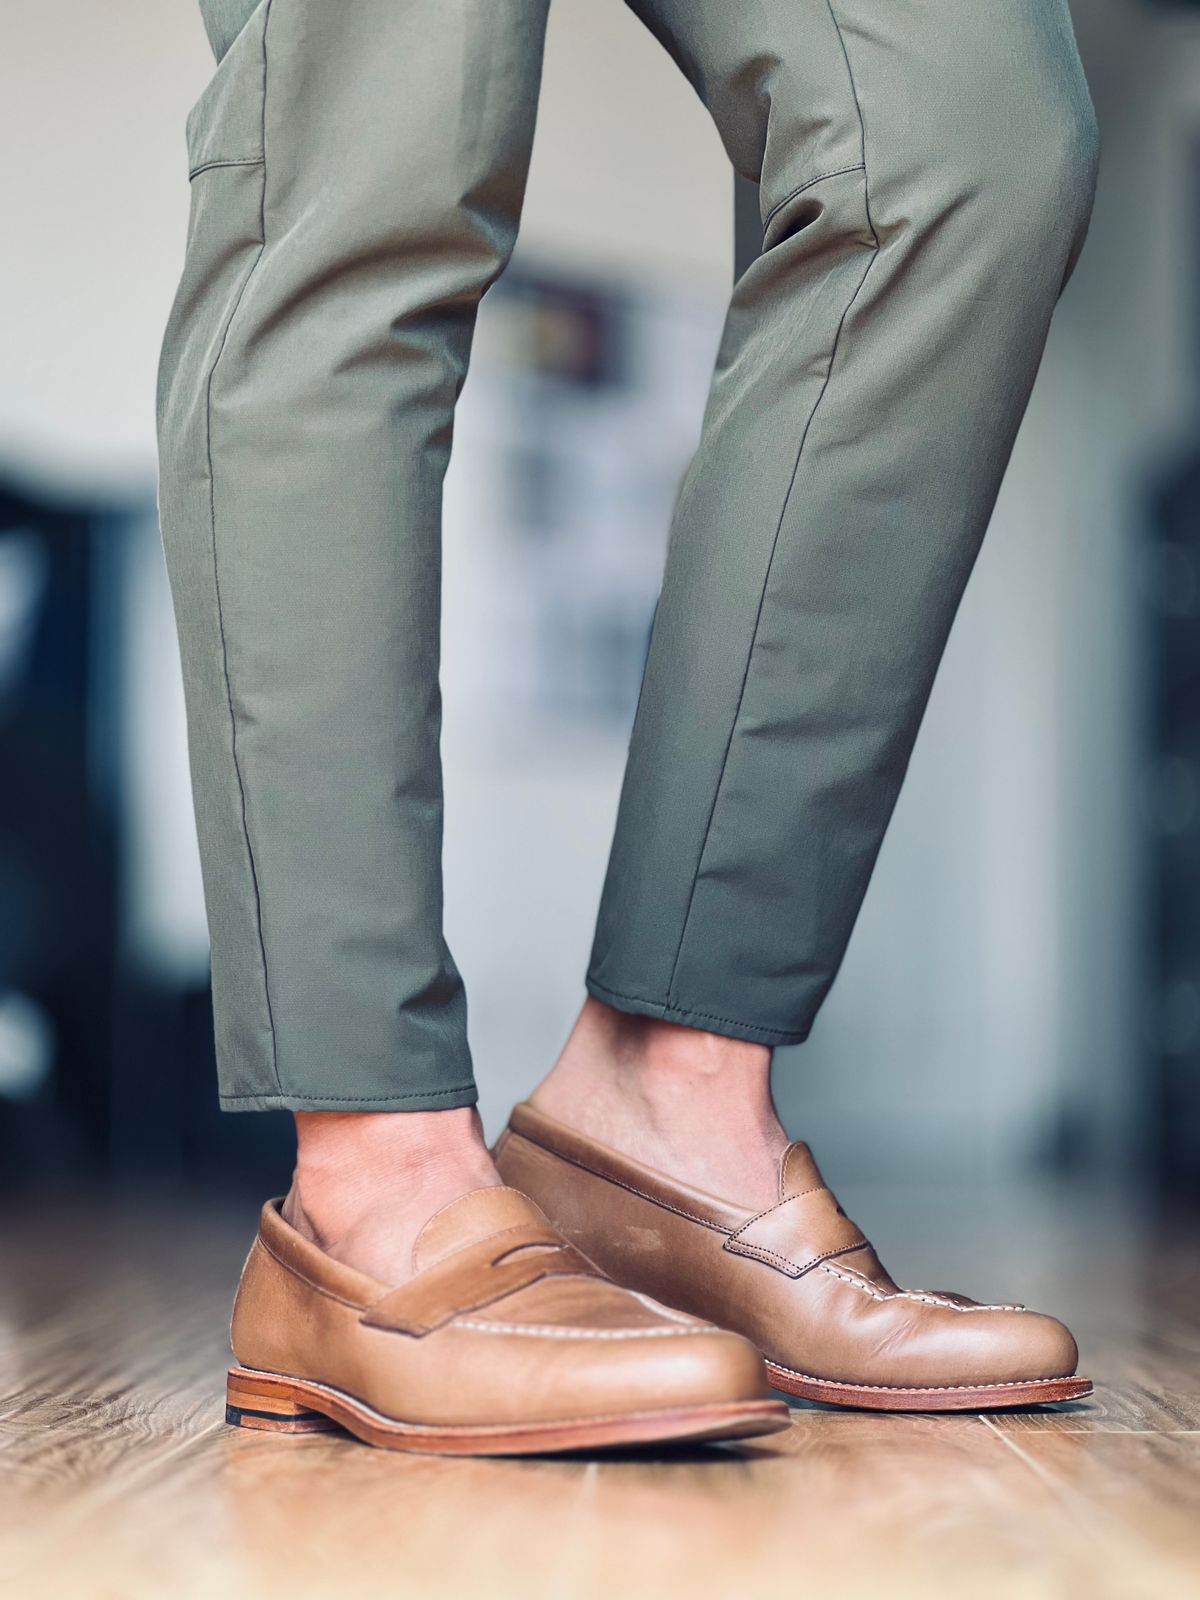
[{"left": 2, "top": 1177, "right": 1198, "bottom": 1599}]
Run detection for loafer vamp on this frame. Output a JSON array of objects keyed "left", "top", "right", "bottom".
[
  {"left": 496, "top": 1103, "right": 1088, "bottom": 1397},
  {"left": 230, "top": 1186, "right": 772, "bottom": 1430}
]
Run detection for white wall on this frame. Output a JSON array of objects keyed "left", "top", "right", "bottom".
[
  {"left": 0, "top": 0, "right": 729, "bottom": 491},
  {"left": 0, "top": 1, "right": 206, "bottom": 491}
]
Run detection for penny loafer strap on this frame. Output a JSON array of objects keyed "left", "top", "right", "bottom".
[
  {"left": 361, "top": 1224, "right": 603, "bottom": 1337},
  {"left": 724, "top": 1187, "right": 869, "bottom": 1279}
]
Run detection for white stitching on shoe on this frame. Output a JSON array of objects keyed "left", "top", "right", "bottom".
[
  {"left": 819, "top": 1262, "right": 1025, "bottom": 1312},
  {"left": 820, "top": 1263, "right": 887, "bottom": 1299},
  {"left": 906, "top": 1289, "right": 1027, "bottom": 1312},
  {"left": 453, "top": 1322, "right": 714, "bottom": 1339},
  {"left": 765, "top": 1360, "right": 1086, "bottom": 1395},
  {"left": 896, "top": 1293, "right": 1026, "bottom": 1312},
  {"left": 630, "top": 1292, "right": 698, "bottom": 1324}
]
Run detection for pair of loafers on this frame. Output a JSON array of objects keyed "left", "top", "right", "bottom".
[{"left": 225, "top": 1102, "right": 1091, "bottom": 1455}]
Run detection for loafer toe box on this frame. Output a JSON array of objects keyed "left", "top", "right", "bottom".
[{"left": 892, "top": 1304, "right": 1081, "bottom": 1389}]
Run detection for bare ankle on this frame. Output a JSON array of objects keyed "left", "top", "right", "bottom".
[
  {"left": 531, "top": 999, "right": 788, "bottom": 1208},
  {"left": 550, "top": 996, "right": 769, "bottom": 1080},
  {"left": 539, "top": 998, "right": 775, "bottom": 1120},
  {"left": 283, "top": 1107, "right": 500, "bottom": 1280}
]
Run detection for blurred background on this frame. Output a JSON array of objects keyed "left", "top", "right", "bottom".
[{"left": 1, "top": 0, "right": 1198, "bottom": 1203}]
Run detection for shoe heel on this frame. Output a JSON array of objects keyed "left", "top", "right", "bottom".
[{"left": 225, "top": 1367, "right": 339, "bottom": 1434}]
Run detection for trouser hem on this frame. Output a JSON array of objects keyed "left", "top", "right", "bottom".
[
  {"left": 585, "top": 976, "right": 811, "bottom": 1048},
  {"left": 218, "top": 1082, "right": 479, "bottom": 1114}
]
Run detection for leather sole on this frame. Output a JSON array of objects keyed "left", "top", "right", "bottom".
[
  {"left": 226, "top": 1366, "right": 792, "bottom": 1455},
  {"left": 765, "top": 1360, "right": 1094, "bottom": 1412}
]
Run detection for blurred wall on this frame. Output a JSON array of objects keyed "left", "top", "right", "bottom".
[
  {"left": 450, "top": 1, "right": 1200, "bottom": 1179},
  {"left": 0, "top": 0, "right": 730, "bottom": 492},
  {"left": 3, "top": 1, "right": 1198, "bottom": 1184}
]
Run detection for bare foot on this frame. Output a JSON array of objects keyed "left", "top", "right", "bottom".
[
  {"left": 529, "top": 998, "right": 789, "bottom": 1210},
  {"left": 281, "top": 1107, "right": 502, "bottom": 1285}
]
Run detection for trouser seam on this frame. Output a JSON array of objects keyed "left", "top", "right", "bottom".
[
  {"left": 204, "top": 0, "right": 283, "bottom": 1096},
  {"left": 824, "top": 0, "right": 879, "bottom": 243},
  {"left": 663, "top": 0, "right": 880, "bottom": 1013}
]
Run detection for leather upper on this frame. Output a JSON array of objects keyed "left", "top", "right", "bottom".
[
  {"left": 496, "top": 1104, "right": 1082, "bottom": 1391},
  {"left": 230, "top": 1185, "right": 771, "bottom": 1426}
]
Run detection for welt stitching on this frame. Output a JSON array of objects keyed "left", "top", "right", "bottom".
[
  {"left": 762, "top": 162, "right": 864, "bottom": 236},
  {"left": 275, "top": 1373, "right": 769, "bottom": 1433},
  {"left": 662, "top": 3, "right": 881, "bottom": 1010},
  {"left": 203, "top": 0, "right": 281, "bottom": 1095},
  {"left": 587, "top": 979, "right": 806, "bottom": 1041},
  {"left": 765, "top": 1361, "right": 1075, "bottom": 1394},
  {"left": 189, "top": 156, "right": 264, "bottom": 179}
]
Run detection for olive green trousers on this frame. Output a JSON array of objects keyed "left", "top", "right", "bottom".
[{"left": 158, "top": 0, "right": 1097, "bottom": 1111}]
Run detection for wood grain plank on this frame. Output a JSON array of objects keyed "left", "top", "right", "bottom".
[
  {"left": 985, "top": 1425, "right": 1200, "bottom": 1595},
  {"left": 3, "top": 1188, "right": 1197, "bottom": 1599}
]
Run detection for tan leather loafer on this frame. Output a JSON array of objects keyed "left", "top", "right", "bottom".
[
  {"left": 225, "top": 1185, "right": 789, "bottom": 1454},
  {"left": 496, "top": 1104, "right": 1093, "bottom": 1413}
]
